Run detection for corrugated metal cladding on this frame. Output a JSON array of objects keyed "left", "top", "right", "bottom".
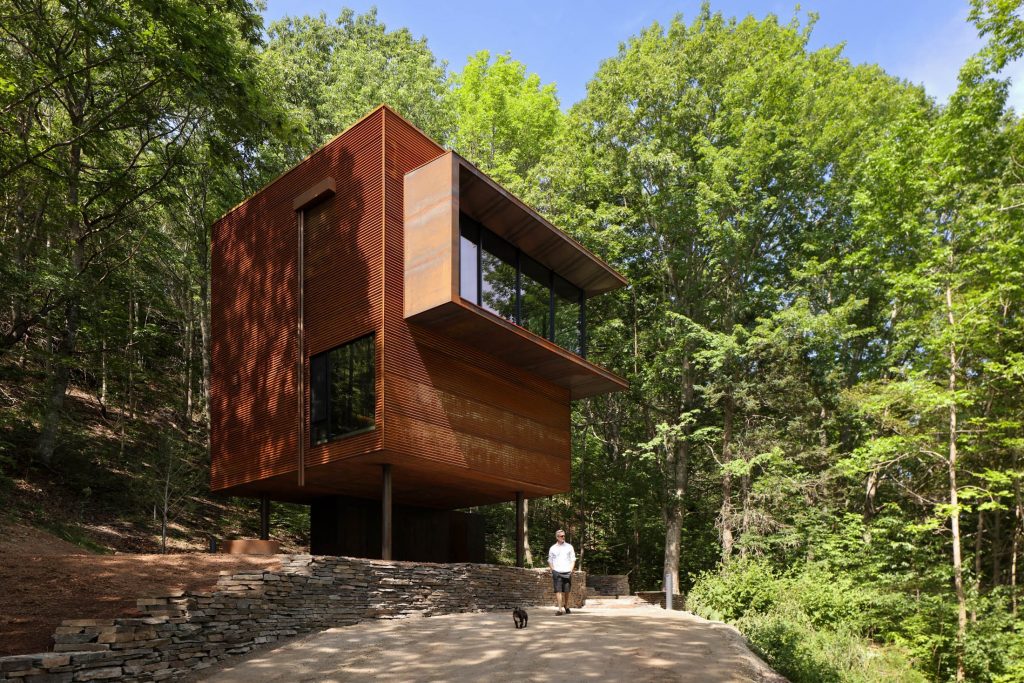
[
  {"left": 211, "top": 110, "right": 386, "bottom": 492},
  {"left": 381, "top": 110, "right": 572, "bottom": 494},
  {"left": 303, "top": 111, "right": 385, "bottom": 470},
  {"left": 211, "top": 105, "right": 573, "bottom": 499}
]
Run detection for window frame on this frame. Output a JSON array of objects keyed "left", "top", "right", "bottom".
[
  {"left": 459, "top": 213, "right": 587, "bottom": 358},
  {"left": 309, "top": 332, "right": 377, "bottom": 446}
]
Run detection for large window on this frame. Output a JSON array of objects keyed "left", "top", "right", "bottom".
[
  {"left": 480, "top": 230, "right": 517, "bottom": 322},
  {"left": 310, "top": 333, "right": 375, "bottom": 445},
  {"left": 459, "top": 214, "right": 586, "bottom": 357}
]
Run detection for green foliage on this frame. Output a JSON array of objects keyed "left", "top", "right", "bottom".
[
  {"left": 2, "top": 3, "right": 1024, "bottom": 680},
  {"left": 260, "top": 7, "right": 451, "bottom": 171},
  {"left": 448, "top": 50, "right": 562, "bottom": 191},
  {"left": 740, "top": 607, "right": 926, "bottom": 683},
  {"left": 689, "top": 560, "right": 926, "bottom": 683}
]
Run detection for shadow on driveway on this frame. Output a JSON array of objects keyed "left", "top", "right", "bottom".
[{"left": 196, "top": 603, "right": 785, "bottom": 682}]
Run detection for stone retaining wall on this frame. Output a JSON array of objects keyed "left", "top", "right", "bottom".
[
  {"left": 586, "top": 574, "right": 630, "bottom": 596},
  {"left": 634, "top": 590, "right": 686, "bottom": 610},
  {"left": 0, "top": 556, "right": 586, "bottom": 682}
]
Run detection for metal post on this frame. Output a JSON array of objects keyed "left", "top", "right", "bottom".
[
  {"left": 259, "top": 495, "right": 270, "bottom": 541},
  {"left": 665, "top": 572, "right": 673, "bottom": 611},
  {"left": 381, "top": 464, "right": 392, "bottom": 560},
  {"left": 515, "top": 492, "right": 525, "bottom": 568}
]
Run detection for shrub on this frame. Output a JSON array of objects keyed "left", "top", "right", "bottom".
[
  {"left": 687, "top": 557, "right": 780, "bottom": 622},
  {"left": 740, "top": 603, "right": 925, "bottom": 683},
  {"left": 689, "top": 560, "right": 926, "bottom": 683}
]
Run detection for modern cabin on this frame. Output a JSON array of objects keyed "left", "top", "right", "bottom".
[{"left": 210, "top": 105, "right": 627, "bottom": 562}]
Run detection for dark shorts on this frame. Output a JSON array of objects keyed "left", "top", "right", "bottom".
[{"left": 552, "top": 571, "right": 572, "bottom": 593}]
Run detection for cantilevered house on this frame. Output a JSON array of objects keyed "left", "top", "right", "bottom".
[{"left": 210, "top": 106, "right": 627, "bottom": 562}]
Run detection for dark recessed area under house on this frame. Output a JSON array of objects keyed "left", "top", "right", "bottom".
[{"left": 210, "top": 105, "right": 628, "bottom": 563}]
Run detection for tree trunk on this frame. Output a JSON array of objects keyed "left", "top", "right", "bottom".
[
  {"left": 863, "top": 467, "right": 880, "bottom": 543},
  {"left": 523, "top": 498, "right": 533, "bottom": 567},
  {"left": 1013, "top": 475, "right": 1021, "bottom": 617},
  {"left": 991, "top": 509, "right": 1001, "bottom": 587},
  {"left": 972, "top": 511, "right": 984, "bottom": 623},
  {"left": 720, "top": 392, "right": 735, "bottom": 563},
  {"left": 740, "top": 464, "right": 751, "bottom": 557},
  {"left": 663, "top": 502, "right": 683, "bottom": 593},
  {"left": 184, "top": 293, "right": 193, "bottom": 428},
  {"left": 198, "top": 226, "right": 212, "bottom": 430},
  {"left": 663, "top": 354, "right": 693, "bottom": 591},
  {"left": 100, "top": 337, "right": 108, "bottom": 407},
  {"left": 946, "top": 285, "right": 967, "bottom": 683},
  {"left": 36, "top": 135, "right": 84, "bottom": 465}
]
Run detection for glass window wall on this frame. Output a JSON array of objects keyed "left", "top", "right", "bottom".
[
  {"left": 553, "top": 275, "right": 583, "bottom": 355},
  {"left": 520, "top": 254, "right": 551, "bottom": 340},
  {"left": 480, "top": 230, "right": 517, "bottom": 323},
  {"left": 458, "top": 214, "right": 586, "bottom": 357}
]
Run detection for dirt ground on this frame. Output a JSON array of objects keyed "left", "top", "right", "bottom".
[
  {"left": 193, "top": 601, "right": 786, "bottom": 683},
  {"left": 0, "top": 523, "right": 280, "bottom": 656}
]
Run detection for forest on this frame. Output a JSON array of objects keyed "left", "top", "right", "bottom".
[{"left": 2, "top": 1, "right": 1023, "bottom": 681}]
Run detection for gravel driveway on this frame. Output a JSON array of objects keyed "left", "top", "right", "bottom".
[{"left": 196, "top": 601, "right": 785, "bottom": 682}]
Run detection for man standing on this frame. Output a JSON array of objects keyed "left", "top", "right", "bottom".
[{"left": 548, "top": 529, "right": 576, "bottom": 615}]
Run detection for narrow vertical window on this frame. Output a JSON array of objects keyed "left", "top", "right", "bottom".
[
  {"left": 310, "top": 333, "right": 376, "bottom": 445},
  {"left": 310, "top": 353, "right": 328, "bottom": 445},
  {"left": 459, "top": 218, "right": 480, "bottom": 304}
]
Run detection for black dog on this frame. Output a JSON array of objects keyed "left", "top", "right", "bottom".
[{"left": 512, "top": 606, "right": 528, "bottom": 629}]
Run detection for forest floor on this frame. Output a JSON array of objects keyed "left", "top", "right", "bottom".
[{"left": 0, "top": 523, "right": 280, "bottom": 657}]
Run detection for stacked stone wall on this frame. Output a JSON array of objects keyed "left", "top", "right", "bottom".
[
  {"left": 0, "top": 556, "right": 586, "bottom": 682},
  {"left": 634, "top": 590, "right": 686, "bottom": 610},
  {"left": 586, "top": 574, "right": 630, "bottom": 596}
]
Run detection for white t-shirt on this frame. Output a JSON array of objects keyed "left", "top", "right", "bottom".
[{"left": 548, "top": 541, "right": 576, "bottom": 573}]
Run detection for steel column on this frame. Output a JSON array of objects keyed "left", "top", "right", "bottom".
[
  {"left": 382, "top": 464, "right": 393, "bottom": 560},
  {"left": 515, "top": 491, "right": 525, "bottom": 568},
  {"left": 259, "top": 495, "right": 270, "bottom": 541}
]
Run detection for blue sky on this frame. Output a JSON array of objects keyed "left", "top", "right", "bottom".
[{"left": 263, "top": 1, "right": 1023, "bottom": 110}]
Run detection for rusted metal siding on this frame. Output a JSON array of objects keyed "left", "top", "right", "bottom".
[
  {"left": 381, "top": 110, "right": 571, "bottom": 498},
  {"left": 210, "top": 110, "right": 386, "bottom": 492},
  {"left": 212, "top": 106, "right": 588, "bottom": 501},
  {"left": 303, "top": 111, "right": 385, "bottom": 470}
]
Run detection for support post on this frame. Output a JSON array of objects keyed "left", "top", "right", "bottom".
[
  {"left": 665, "top": 572, "right": 673, "bottom": 611},
  {"left": 516, "top": 492, "right": 525, "bottom": 568},
  {"left": 259, "top": 495, "right": 270, "bottom": 541},
  {"left": 382, "top": 464, "right": 392, "bottom": 560}
]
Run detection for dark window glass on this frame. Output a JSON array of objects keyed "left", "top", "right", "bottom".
[
  {"left": 553, "top": 275, "right": 582, "bottom": 354},
  {"left": 480, "top": 231, "right": 517, "bottom": 323},
  {"left": 520, "top": 254, "right": 551, "bottom": 340},
  {"left": 310, "top": 353, "right": 329, "bottom": 445},
  {"left": 457, "top": 214, "right": 588, "bottom": 358},
  {"left": 310, "top": 334, "right": 375, "bottom": 445},
  {"left": 459, "top": 218, "right": 479, "bottom": 304}
]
